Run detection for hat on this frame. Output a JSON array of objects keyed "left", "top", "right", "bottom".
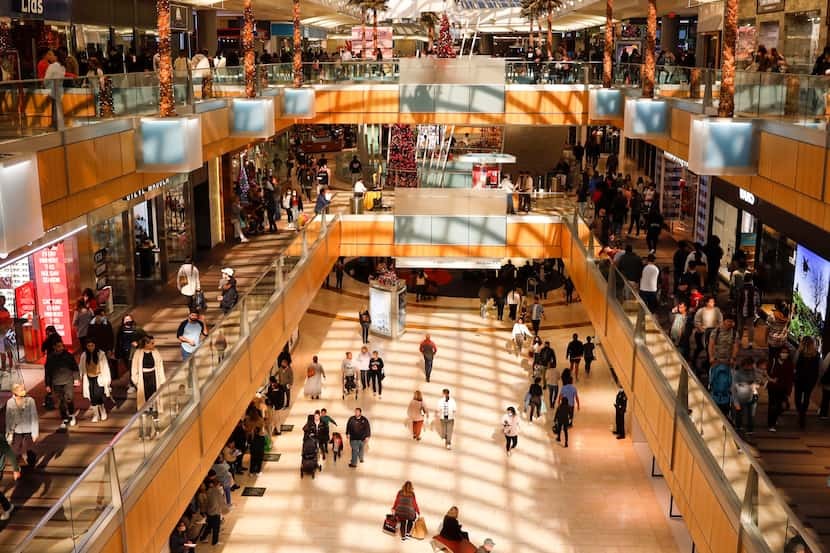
[
  {"left": 483, "top": 538, "right": 496, "bottom": 547},
  {"left": 221, "top": 267, "right": 234, "bottom": 277}
]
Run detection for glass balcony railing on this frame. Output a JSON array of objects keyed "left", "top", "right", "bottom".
[
  {"left": 2, "top": 58, "right": 829, "bottom": 140},
  {"left": 15, "top": 210, "right": 337, "bottom": 553},
  {"left": 565, "top": 209, "right": 823, "bottom": 553}
]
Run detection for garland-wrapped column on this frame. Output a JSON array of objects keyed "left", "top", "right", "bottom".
[
  {"left": 243, "top": 0, "right": 256, "bottom": 98},
  {"left": 642, "top": 0, "right": 656, "bottom": 98},
  {"left": 157, "top": 0, "right": 176, "bottom": 117},
  {"left": 603, "top": 0, "right": 613, "bottom": 88},
  {"left": 718, "top": 0, "right": 737, "bottom": 117},
  {"left": 293, "top": 0, "right": 303, "bottom": 88}
]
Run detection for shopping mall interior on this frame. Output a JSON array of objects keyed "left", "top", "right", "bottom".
[{"left": 0, "top": 0, "right": 829, "bottom": 552}]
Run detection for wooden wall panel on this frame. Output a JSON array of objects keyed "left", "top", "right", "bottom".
[
  {"left": 365, "top": 89, "right": 398, "bottom": 113},
  {"left": 94, "top": 135, "right": 124, "bottom": 183},
  {"left": 120, "top": 130, "right": 136, "bottom": 174},
  {"left": 66, "top": 139, "right": 98, "bottom": 193},
  {"left": 670, "top": 109, "right": 691, "bottom": 145},
  {"left": 758, "top": 133, "right": 797, "bottom": 187},
  {"left": 795, "top": 142, "right": 824, "bottom": 200},
  {"left": 201, "top": 108, "right": 230, "bottom": 144},
  {"left": 100, "top": 526, "right": 124, "bottom": 553},
  {"left": 37, "top": 147, "right": 68, "bottom": 204}
]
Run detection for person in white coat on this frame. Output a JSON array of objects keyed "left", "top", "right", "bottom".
[
  {"left": 79, "top": 341, "right": 112, "bottom": 422},
  {"left": 131, "top": 335, "right": 166, "bottom": 438},
  {"left": 177, "top": 259, "right": 200, "bottom": 297}
]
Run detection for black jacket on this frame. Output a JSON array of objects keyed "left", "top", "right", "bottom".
[
  {"left": 439, "top": 516, "right": 466, "bottom": 541},
  {"left": 86, "top": 319, "right": 114, "bottom": 352},
  {"left": 617, "top": 252, "right": 643, "bottom": 283},
  {"left": 45, "top": 350, "right": 79, "bottom": 387},
  {"left": 615, "top": 389, "right": 628, "bottom": 412},
  {"left": 346, "top": 415, "right": 371, "bottom": 441}
]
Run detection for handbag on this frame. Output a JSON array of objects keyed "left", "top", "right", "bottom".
[
  {"left": 382, "top": 513, "right": 398, "bottom": 534},
  {"left": 411, "top": 517, "right": 427, "bottom": 540}
]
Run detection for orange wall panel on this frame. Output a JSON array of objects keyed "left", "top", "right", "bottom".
[
  {"left": 94, "top": 135, "right": 124, "bottom": 183},
  {"left": 66, "top": 139, "right": 98, "bottom": 193},
  {"left": 670, "top": 109, "right": 691, "bottom": 145},
  {"left": 795, "top": 142, "right": 825, "bottom": 200},
  {"left": 759, "top": 133, "right": 797, "bottom": 187},
  {"left": 37, "top": 147, "right": 68, "bottom": 205},
  {"left": 365, "top": 89, "right": 399, "bottom": 113}
]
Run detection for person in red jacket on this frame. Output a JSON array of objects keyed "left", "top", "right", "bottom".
[
  {"left": 419, "top": 334, "right": 437, "bottom": 382},
  {"left": 392, "top": 481, "right": 420, "bottom": 541}
]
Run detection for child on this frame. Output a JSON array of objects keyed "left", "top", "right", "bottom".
[{"left": 329, "top": 432, "right": 344, "bottom": 462}]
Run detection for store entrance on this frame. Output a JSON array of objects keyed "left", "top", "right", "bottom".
[{"left": 133, "top": 198, "right": 166, "bottom": 298}]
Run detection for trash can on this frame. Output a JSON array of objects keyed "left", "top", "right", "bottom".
[{"left": 352, "top": 194, "right": 364, "bottom": 214}]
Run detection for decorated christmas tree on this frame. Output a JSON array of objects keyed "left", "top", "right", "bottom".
[
  {"left": 387, "top": 124, "right": 418, "bottom": 188},
  {"left": 436, "top": 13, "right": 455, "bottom": 58}
]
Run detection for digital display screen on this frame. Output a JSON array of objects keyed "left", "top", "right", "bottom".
[{"left": 791, "top": 244, "right": 830, "bottom": 341}]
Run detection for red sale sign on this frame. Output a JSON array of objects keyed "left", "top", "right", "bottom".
[
  {"left": 14, "top": 281, "right": 36, "bottom": 321},
  {"left": 32, "top": 243, "right": 72, "bottom": 340}
]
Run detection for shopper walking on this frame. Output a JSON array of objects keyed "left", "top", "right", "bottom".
[
  {"left": 502, "top": 406, "right": 520, "bottom": 455},
  {"left": 511, "top": 318, "right": 533, "bottom": 355},
  {"left": 566, "top": 333, "right": 584, "bottom": 380},
  {"left": 303, "top": 355, "right": 326, "bottom": 400},
  {"left": 507, "top": 287, "right": 521, "bottom": 321},
  {"left": 368, "top": 350, "right": 384, "bottom": 398},
  {"left": 176, "top": 310, "right": 208, "bottom": 361},
  {"left": 265, "top": 376, "right": 287, "bottom": 435},
  {"left": 358, "top": 308, "right": 371, "bottom": 344},
  {"left": 357, "top": 346, "right": 371, "bottom": 391},
  {"left": 614, "top": 386, "right": 627, "bottom": 438},
  {"left": 202, "top": 478, "right": 224, "bottom": 545},
  {"left": 529, "top": 297, "right": 545, "bottom": 335},
  {"left": 793, "top": 336, "right": 820, "bottom": 429},
  {"left": 407, "top": 390, "right": 427, "bottom": 440},
  {"left": 5, "top": 383, "right": 38, "bottom": 468},
  {"left": 275, "top": 357, "right": 294, "bottom": 407},
  {"left": 419, "top": 334, "right": 437, "bottom": 382},
  {"left": 45, "top": 341, "right": 79, "bottom": 429},
  {"left": 115, "top": 314, "right": 145, "bottom": 383},
  {"left": 131, "top": 336, "right": 165, "bottom": 437},
  {"left": 79, "top": 340, "right": 111, "bottom": 422},
  {"left": 767, "top": 347, "right": 794, "bottom": 431},
  {"left": 86, "top": 309, "right": 114, "bottom": 357},
  {"left": 391, "top": 481, "right": 420, "bottom": 541},
  {"left": 334, "top": 257, "right": 345, "bottom": 290},
  {"left": 639, "top": 254, "right": 660, "bottom": 311},
  {"left": 177, "top": 258, "right": 201, "bottom": 308},
  {"left": 708, "top": 314, "right": 739, "bottom": 416},
  {"left": 554, "top": 397, "right": 571, "bottom": 447},
  {"left": 346, "top": 407, "right": 371, "bottom": 467},
  {"left": 731, "top": 358, "right": 759, "bottom": 433},
  {"left": 545, "top": 363, "right": 561, "bottom": 408},
  {"left": 527, "top": 377, "right": 544, "bottom": 422},
  {"left": 436, "top": 388, "right": 457, "bottom": 450},
  {"left": 559, "top": 373, "right": 580, "bottom": 426}
]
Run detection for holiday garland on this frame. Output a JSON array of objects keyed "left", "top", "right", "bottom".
[
  {"left": 157, "top": 0, "right": 176, "bottom": 117},
  {"left": 387, "top": 124, "right": 417, "bottom": 188}
]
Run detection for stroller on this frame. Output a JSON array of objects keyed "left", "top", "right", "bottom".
[
  {"left": 342, "top": 364, "right": 359, "bottom": 400},
  {"left": 300, "top": 434, "right": 322, "bottom": 479}
]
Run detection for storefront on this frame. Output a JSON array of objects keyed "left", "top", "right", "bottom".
[
  {"left": 709, "top": 178, "right": 830, "bottom": 306},
  {"left": 0, "top": 0, "right": 71, "bottom": 79},
  {"left": 654, "top": 150, "right": 711, "bottom": 242}
]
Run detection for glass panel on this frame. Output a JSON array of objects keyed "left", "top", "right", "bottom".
[
  {"left": 505, "top": 61, "right": 595, "bottom": 84},
  {"left": 24, "top": 497, "right": 78, "bottom": 551},
  {"left": 112, "top": 414, "right": 149, "bottom": 490},
  {"left": 65, "top": 455, "right": 113, "bottom": 542},
  {"left": 0, "top": 79, "right": 58, "bottom": 137}
]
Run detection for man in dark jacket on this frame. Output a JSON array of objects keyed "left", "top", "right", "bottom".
[
  {"left": 219, "top": 277, "right": 239, "bottom": 315},
  {"left": 86, "top": 308, "right": 114, "bottom": 355},
  {"left": 346, "top": 407, "right": 371, "bottom": 467},
  {"left": 616, "top": 245, "right": 643, "bottom": 284},
  {"left": 45, "top": 341, "right": 79, "bottom": 429},
  {"left": 614, "top": 386, "right": 627, "bottom": 439}
]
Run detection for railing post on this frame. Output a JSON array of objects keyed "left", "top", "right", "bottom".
[
  {"left": 301, "top": 228, "right": 309, "bottom": 259},
  {"left": 52, "top": 80, "right": 65, "bottom": 131},
  {"left": 188, "top": 354, "right": 201, "bottom": 399},
  {"left": 275, "top": 256, "right": 285, "bottom": 292},
  {"left": 634, "top": 303, "right": 646, "bottom": 345},
  {"left": 240, "top": 297, "right": 250, "bottom": 337},
  {"left": 587, "top": 231, "right": 595, "bottom": 261}
]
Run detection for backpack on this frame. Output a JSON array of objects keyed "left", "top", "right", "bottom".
[{"left": 709, "top": 364, "right": 732, "bottom": 404}]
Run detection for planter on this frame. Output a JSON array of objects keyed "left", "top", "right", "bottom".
[
  {"left": 588, "top": 88, "right": 624, "bottom": 119},
  {"left": 230, "top": 97, "right": 276, "bottom": 138},
  {"left": 282, "top": 88, "right": 315, "bottom": 119},
  {"left": 688, "top": 116, "right": 759, "bottom": 176},
  {"left": 136, "top": 115, "right": 203, "bottom": 173},
  {"left": 0, "top": 153, "right": 43, "bottom": 257},
  {"left": 623, "top": 97, "right": 670, "bottom": 138}
]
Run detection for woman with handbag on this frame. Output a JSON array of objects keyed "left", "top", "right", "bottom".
[
  {"left": 407, "top": 390, "right": 427, "bottom": 440},
  {"left": 392, "top": 481, "right": 420, "bottom": 541},
  {"left": 79, "top": 340, "right": 112, "bottom": 422}
]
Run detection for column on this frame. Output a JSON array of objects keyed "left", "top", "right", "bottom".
[
  {"left": 197, "top": 9, "right": 218, "bottom": 56},
  {"left": 660, "top": 16, "right": 679, "bottom": 53}
]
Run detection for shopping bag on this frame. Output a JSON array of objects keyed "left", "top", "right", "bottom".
[
  {"left": 411, "top": 517, "right": 427, "bottom": 540},
  {"left": 382, "top": 513, "right": 398, "bottom": 534},
  {"left": 264, "top": 434, "right": 272, "bottom": 452}
]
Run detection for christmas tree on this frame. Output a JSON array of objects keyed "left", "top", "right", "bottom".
[
  {"left": 387, "top": 124, "right": 418, "bottom": 188},
  {"left": 436, "top": 13, "right": 455, "bottom": 58}
]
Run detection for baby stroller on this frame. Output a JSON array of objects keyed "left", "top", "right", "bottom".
[
  {"left": 342, "top": 365, "right": 359, "bottom": 400},
  {"left": 300, "top": 434, "right": 322, "bottom": 479}
]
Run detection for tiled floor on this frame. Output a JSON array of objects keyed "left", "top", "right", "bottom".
[{"left": 213, "top": 275, "right": 682, "bottom": 553}]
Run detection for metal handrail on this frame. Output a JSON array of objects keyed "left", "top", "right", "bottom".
[
  {"left": 15, "top": 209, "right": 338, "bottom": 552},
  {"left": 566, "top": 212, "right": 824, "bottom": 553}
]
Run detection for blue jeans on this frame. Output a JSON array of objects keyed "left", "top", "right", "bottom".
[
  {"left": 350, "top": 439, "right": 365, "bottom": 465},
  {"left": 423, "top": 357, "right": 433, "bottom": 381},
  {"left": 182, "top": 349, "right": 192, "bottom": 361}
]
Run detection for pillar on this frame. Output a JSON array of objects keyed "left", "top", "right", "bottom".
[
  {"left": 479, "top": 35, "right": 494, "bottom": 56},
  {"left": 197, "top": 9, "right": 218, "bottom": 55},
  {"left": 660, "top": 16, "right": 679, "bottom": 53}
]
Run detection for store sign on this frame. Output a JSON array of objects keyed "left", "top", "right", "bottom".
[
  {"left": 757, "top": 0, "right": 784, "bottom": 14},
  {"left": 32, "top": 243, "right": 72, "bottom": 339},
  {"left": 14, "top": 281, "right": 36, "bottom": 321},
  {"left": 122, "top": 179, "right": 169, "bottom": 203},
  {"left": 739, "top": 188, "right": 756, "bottom": 205},
  {"left": 11, "top": 0, "right": 70, "bottom": 20},
  {"left": 664, "top": 152, "right": 688, "bottom": 168},
  {"left": 170, "top": 3, "right": 191, "bottom": 31}
]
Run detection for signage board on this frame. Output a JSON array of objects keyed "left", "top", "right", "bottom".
[
  {"left": 170, "top": 3, "right": 191, "bottom": 31},
  {"left": 9, "top": 0, "right": 70, "bottom": 20},
  {"left": 32, "top": 243, "right": 72, "bottom": 340},
  {"left": 14, "top": 281, "right": 36, "bottom": 322}
]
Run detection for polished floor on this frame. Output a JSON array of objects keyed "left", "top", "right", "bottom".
[{"left": 214, "top": 275, "right": 683, "bottom": 553}]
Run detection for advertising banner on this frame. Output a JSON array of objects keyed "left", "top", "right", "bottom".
[{"left": 32, "top": 243, "right": 72, "bottom": 340}]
